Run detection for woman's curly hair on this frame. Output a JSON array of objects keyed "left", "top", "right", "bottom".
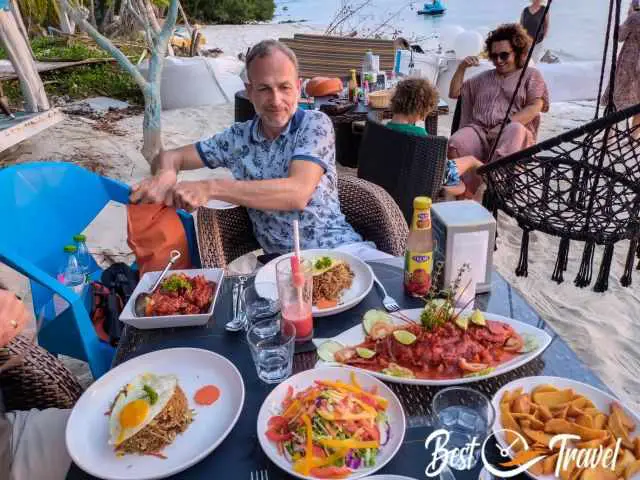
[
  {"left": 486, "top": 23, "right": 533, "bottom": 69},
  {"left": 390, "top": 78, "right": 438, "bottom": 118}
]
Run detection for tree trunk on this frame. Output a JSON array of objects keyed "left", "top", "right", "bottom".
[
  {"left": 57, "top": 0, "right": 76, "bottom": 34},
  {"left": 141, "top": 87, "right": 163, "bottom": 165},
  {"left": 0, "top": 10, "right": 48, "bottom": 112}
]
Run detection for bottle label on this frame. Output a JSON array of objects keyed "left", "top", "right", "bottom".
[
  {"left": 404, "top": 250, "right": 433, "bottom": 297},
  {"left": 412, "top": 210, "right": 431, "bottom": 230}
]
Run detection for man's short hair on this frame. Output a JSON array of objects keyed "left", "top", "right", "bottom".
[
  {"left": 245, "top": 40, "right": 299, "bottom": 81},
  {"left": 390, "top": 78, "right": 438, "bottom": 118}
]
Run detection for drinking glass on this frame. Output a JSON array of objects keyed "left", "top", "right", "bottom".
[
  {"left": 247, "top": 319, "right": 296, "bottom": 384},
  {"left": 275, "top": 258, "right": 313, "bottom": 343},
  {"left": 242, "top": 282, "right": 280, "bottom": 336},
  {"left": 431, "top": 387, "right": 496, "bottom": 471}
]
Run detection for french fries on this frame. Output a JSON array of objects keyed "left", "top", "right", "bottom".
[{"left": 499, "top": 384, "right": 640, "bottom": 479}]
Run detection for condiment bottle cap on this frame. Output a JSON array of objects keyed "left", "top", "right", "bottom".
[{"left": 413, "top": 196, "right": 432, "bottom": 210}]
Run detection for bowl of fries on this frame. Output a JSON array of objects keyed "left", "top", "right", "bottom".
[{"left": 491, "top": 376, "right": 640, "bottom": 480}]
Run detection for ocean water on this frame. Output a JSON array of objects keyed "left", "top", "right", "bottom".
[{"left": 274, "top": 0, "right": 630, "bottom": 61}]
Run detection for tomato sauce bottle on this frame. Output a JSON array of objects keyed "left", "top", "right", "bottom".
[{"left": 404, "top": 196, "right": 433, "bottom": 297}]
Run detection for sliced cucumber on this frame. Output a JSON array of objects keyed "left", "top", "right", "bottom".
[
  {"left": 363, "top": 309, "right": 392, "bottom": 335},
  {"left": 317, "top": 340, "right": 345, "bottom": 362},
  {"left": 519, "top": 334, "right": 539, "bottom": 353},
  {"left": 463, "top": 367, "right": 495, "bottom": 378}
]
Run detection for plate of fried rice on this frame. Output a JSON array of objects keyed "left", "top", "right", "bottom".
[
  {"left": 255, "top": 249, "right": 374, "bottom": 318},
  {"left": 66, "top": 348, "right": 244, "bottom": 480}
]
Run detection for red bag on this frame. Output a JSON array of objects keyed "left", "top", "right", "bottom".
[{"left": 127, "top": 204, "right": 192, "bottom": 276}]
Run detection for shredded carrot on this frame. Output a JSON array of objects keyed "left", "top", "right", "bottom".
[
  {"left": 146, "top": 451, "right": 167, "bottom": 459},
  {"left": 194, "top": 385, "right": 220, "bottom": 406}
]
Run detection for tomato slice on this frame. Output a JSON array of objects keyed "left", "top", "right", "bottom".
[
  {"left": 309, "top": 466, "right": 352, "bottom": 478},
  {"left": 312, "top": 445, "right": 327, "bottom": 458},
  {"left": 265, "top": 428, "right": 292, "bottom": 442},
  {"left": 267, "top": 415, "right": 288, "bottom": 430}
]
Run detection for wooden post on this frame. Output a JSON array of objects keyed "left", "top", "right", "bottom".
[{"left": 0, "top": 9, "right": 48, "bottom": 112}]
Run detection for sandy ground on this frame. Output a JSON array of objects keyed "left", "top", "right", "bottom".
[{"left": 2, "top": 23, "right": 639, "bottom": 407}]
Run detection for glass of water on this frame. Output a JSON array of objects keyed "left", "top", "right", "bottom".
[
  {"left": 247, "top": 319, "right": 296, "bottom": 384},
  {"left": 431, "top": 387, "right": 496, "bottom": 471},
  {"left": 242, "top": 282, "right": 280, "bottom": 335}
]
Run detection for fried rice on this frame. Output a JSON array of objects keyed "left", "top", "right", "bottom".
[
  {"left": 312, "top": 262, "right": 355, "bottom": 305},
  {"left": 115, "top": 386, "right": 193, "bottom": 456}
]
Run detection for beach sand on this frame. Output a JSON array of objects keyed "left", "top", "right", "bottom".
[{"left": 1, "top": 23, "right": 638, "bottom": 407}]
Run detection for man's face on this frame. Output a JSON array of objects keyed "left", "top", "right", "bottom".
[
  {"left": 490, "top": 40, "right": 517, "bottom": 75},
  {"left": 246, "top": 50, "right": 299, "bottom": 134}
]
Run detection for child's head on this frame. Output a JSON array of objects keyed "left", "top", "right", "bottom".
[{"left": 390, "top": 78, "right": 439, "bottom": 122}]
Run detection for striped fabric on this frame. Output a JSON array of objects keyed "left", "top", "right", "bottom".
[{"left": 280, "top": 34, "right": 396, "bottom": 78}]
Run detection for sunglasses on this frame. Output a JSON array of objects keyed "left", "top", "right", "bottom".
[{"left": 489, "top": 51, "right": 513, "bottom": 62}]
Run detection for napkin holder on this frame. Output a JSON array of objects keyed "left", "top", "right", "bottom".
[{"left": 431, "top": 201, "right": 496, "bottom": 294}]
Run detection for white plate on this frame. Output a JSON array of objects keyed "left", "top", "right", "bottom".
[
  {"left": 490, "top": 376, "right": 640, "bottom": 480},
  {"left": 205, "top": 199, "right": 237, "bottom": 209},
  {"left": 66, "top": 348, "right": 245, "bottom": 480},
  {"left": 254, "top": 249, "right": 374, "bottom": 318},
  {"left": 315, "top": 308, "right": 552, "bottom": 386},
  {"left": 119, "top": 268, "right": 224, "bottom": 329},
  {"left": 257, "top": 367, "right": 406, "bottom": 480}
]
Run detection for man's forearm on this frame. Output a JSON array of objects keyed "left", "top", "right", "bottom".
[
  {"left": 207, "top": 177, "right": 315, "bottom": 211},
  {"left": 151, "top": 144, "right": 205, "bottom": 175}
]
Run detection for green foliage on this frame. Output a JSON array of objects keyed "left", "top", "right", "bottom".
[
  {"left": 3, "top": 63, "right": 143, "bottom": 108},
  {"left": 0, "top": 36, "right": 145, "bottom": 62},
  {"left": 17, "top": 0, "right": 60, "bottom": 30},
  {"left": 182, "top": 0, "right": 275, "bottom": 24}
]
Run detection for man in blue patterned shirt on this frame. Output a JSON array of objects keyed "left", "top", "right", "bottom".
[{"left": 130, "top": 39, "right": 363, "bottom": 254}]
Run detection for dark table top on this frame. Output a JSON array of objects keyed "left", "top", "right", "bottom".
[{"left": 67, "top": 262, "right": 607, "bottom": 480}]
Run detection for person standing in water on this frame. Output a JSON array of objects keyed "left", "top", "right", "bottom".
[{"left": 520, "top": 0, "right": 550, "bottom": 63}]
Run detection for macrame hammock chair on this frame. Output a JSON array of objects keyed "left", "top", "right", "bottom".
[{"left": 477, "top": 0, "right": 640, "bottom": 292}]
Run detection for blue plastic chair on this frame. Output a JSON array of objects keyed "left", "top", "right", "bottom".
[{"left": 0, "top": 162, "right": 200, "bottom": 378}]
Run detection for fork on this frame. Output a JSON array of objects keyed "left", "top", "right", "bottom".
[
  {"left": 373, "top": 274, "right": 400, "bottom": 312},
  {"left": 250, "top": 470, "right": 269, "bottom": 480}
]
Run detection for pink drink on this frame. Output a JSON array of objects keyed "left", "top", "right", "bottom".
[{"left": 282, "top": 303, "right": 313, "bottom": 342}]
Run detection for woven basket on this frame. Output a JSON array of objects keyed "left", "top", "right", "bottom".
[{"left": 368, "top": 89, "right": 392, "bottom": 109}]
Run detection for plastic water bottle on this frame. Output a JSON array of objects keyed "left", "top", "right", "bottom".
[
  {"left": 53, "top": 245, "right": 87, "bottom": 315},
  {"left": 73, "top": 234, "right": 91, "bottom": 281}
]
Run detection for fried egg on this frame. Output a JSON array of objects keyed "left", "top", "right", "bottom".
[
  {"left": 108, "top": 373, "right": 177, "bottom": 446},
  {"left": 311, "top": 257, "right": 346, "bottom": 276}
]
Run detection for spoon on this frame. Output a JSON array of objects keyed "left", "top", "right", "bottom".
[{"left": 133, "top": 250, "right": 181, "bottom": 317}]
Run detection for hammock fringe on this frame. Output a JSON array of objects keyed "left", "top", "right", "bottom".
[
  {"left": 515, "top": 229, "right": 530, "bottom": 277},
  {"left": 594, "top": 244, "right": 614, "bottom": 292},
  {"left": 574, "top": 241, "right": 596, "bottom": 288},
  {"left": 621, "top": 237, "right": 637, "bottom": 287},
  {"left": 551, "top": 237, "right": 570, "bottom": 284}
]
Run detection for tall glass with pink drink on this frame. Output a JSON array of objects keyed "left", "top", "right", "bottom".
[{"left": 275, "top": 258, "right": 313, "bottom": 342}]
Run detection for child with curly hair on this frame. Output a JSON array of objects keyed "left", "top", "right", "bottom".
[{"left": 387, "top": 78, "right": 482, "bottom": 198}]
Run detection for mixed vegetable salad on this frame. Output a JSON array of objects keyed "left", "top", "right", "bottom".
[{"left": 265, "top": 373, "right": 390, "bottom": 478}]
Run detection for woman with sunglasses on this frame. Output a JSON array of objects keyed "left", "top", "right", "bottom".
[{"left": 447, "top": 23, "right": 549, "bottom": 198}]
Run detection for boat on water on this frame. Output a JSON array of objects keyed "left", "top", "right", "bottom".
[{"left": 418, "top": 0, "right": 446, "bottom": 16}]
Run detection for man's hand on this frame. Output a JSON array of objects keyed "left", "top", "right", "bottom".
[
  {"left": 460, "top": 56, "right": 480, "bottom": 69},
  {"left": 0, "top": 290, "right": 28, "bottom": 347},
  {"left": 172, "top": 180, "right": 212, "bottom": 212},
  {"left": 129, "top": 169, "right": 178, "bottom": 205}
]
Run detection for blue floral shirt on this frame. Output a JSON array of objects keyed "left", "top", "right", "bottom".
[{"left": 196, "top": 109, "right": 362, "bottom": 254}]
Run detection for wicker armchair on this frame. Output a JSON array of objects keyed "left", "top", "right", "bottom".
[
  {"left": 197, "top": 175, "right": 408, "bottom": 268},
  {"left": 357, "top": 120, "right": 449, "bottom": 224},
  {"left": 1, "top": 335, "right": 83, "bottom": 411}
]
